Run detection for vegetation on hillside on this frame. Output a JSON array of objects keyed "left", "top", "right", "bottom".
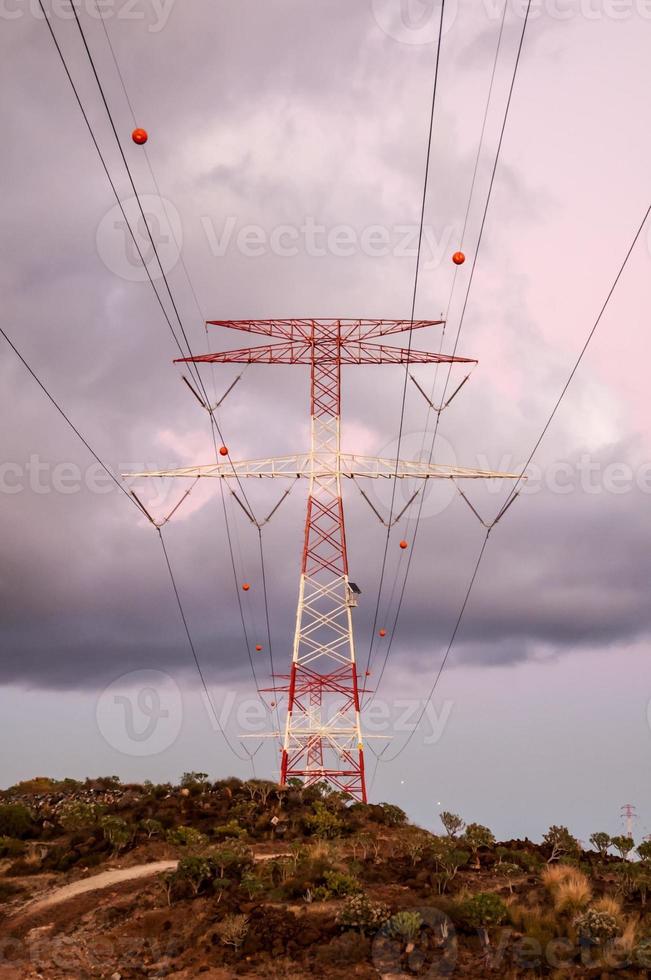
[{"left": 1, "top": 775, "right": 650, "bottom": 977}]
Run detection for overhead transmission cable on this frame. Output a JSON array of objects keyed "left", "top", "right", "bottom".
[
  {"left": 364, "top": 0, "right": 532, "bottom": 707},
  {"left": 92, "top": 5, "right": 281, "bottom": 723},
  {"left": 35, "top": 1, "right": 276, "bottom": 746},
  {"left": 363, "top": 0, "right": 447, "bottom": 677},
  {"left": 375, "top": 201, "right": 650, "bottom": 767},
  {"left": 0, "top": 323, "right": 255, "bottom": 764}
]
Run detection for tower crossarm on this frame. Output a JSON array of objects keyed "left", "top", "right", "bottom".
[
  {"left": 123, "top": 453, "right": 520, "bottom": 482},
  {"left": 206, "top": 318, "right": 445, "bottom": 342},
  {"left": 174, "top": 341, "right": 475, "bottom": 367}
]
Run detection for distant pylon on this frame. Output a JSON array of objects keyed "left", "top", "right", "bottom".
[{"left": 621, "top": 803, "right": 637, "bottom": 839}]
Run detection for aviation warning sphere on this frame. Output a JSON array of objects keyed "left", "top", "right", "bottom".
[
  {"left": 452, "top": 251, "right": 466, "bottom": 265},
  {"left": 131, "top": 128, "right": 148, "bottom": 145},
  {"left": 399, "top": 540, "right": 409, "bottom": 550},
  {"left": 255, "top": 644, "right": 262, "bottom": 652},
  {"left": 242, "top": 583, "right": 250, "bottom": 591},
  {"left": 219, "top": 446, "right": 229, "bottom": 456}
]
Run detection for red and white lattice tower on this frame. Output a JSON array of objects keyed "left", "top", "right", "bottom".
[{"left": 127, "top": 318, "right": 518, "bottom": 801}]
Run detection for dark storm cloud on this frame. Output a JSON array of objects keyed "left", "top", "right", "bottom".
[{"left": 1, "top": 1, "right": 649, "bottom": 695}]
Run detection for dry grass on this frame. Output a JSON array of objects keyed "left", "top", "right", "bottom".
[
  {"left": 541, "top": 864, "right": 592, "bottom": 914},
  {"left": 618, "top": 916, "right": 640, "bottom": 959},
  {"left": 307, "top": 839, "right": 335, "bottom": 863},
  {"left": 591, "top": 894, "right": 624, "bottom": 926},
  {"left": 506, "top": 898, "right": 558, "bottom": 947}
]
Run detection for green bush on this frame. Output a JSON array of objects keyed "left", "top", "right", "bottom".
[
  {"left": 336, "top": 893, "right": 390, "bottom": 933},
  {"left": 99, "top": 816, "right": 131, "bottom": 852},
  {"left": 213, "top": 819, "right": 246, "bottom": 841},
  {"left": 165, "top": 826, "right": 208, "bottom": 849},
  {"left": 0, "top": 804, "right": 33, "bottom": 839},
  {"left": 321, "top": 869, "right": 361, "bottom": 898},
  {"left": 386, "top": 910, "right": 423, "bottom": 943},
  {"left": 304, "top": 802, "right": 344, "bottom": 839},
  {"left": 460, "top": 893, "right": 507, "bottom": 931},
  {"left": 58, "top": 801, "right": 102, "bottom": 832},
  {"left": 378, "top": 803, "right": 407, "bottom": 827},
  {"left": 140, "top": 818, "right": 163, "bottom": 839}
]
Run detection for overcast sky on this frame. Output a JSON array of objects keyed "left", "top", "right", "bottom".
[{"left": 1, "top": 0, "right": 650, "bottom": 842}]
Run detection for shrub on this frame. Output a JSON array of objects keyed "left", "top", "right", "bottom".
[
  {"left": 463, "top": 823, "right": 495, "bottom": 867},
  {"left": 140, "top": 818, "right": 163, "bottom": 839},
  {"left": 336, "top": 893, "right": 390, "bottom": 934},
  {"left": 0, "top": 804, "right": 33, "bottom": 839},
  {"left": 542, "top": 826, "right": 579, "bottom": 863},
  {"left": 180, "top": 772, "right": 210, "bottom": 793},
  {"left": 611, "top": 835, "right": 634, "bottom": 860},
  {"left": 165, "top": 826, "right": 208, "bottom": 849},
  {"left": 589, "top": 832, "right": 611, "bottom": 859},
  {"left": 304, "top": 802, "right": 344, "bottom": 839},
  {"left": 240, "top": 869, "right": 265, "bottom": 900},
  {"left": 428, "top": 838, "right": 470, "bottom": 893},
  {"left": 440, "top": 811, "right": 465, "bottom": 838},
  {"left": 574, "top": 907, "right": 618, "bottom": 946},
  {"left": 58, "top": 801, "right": 101, "bottom": 832},
  {"left": 378, "top": 803, "right": 407, "bottom": 827},
  {"left": 499, "top": 862, "right": 521, "bottom": 893},
  {"left": 174, "top": 856, "right": 215, "bottom": 896},
  {"left": 216, "top": 913, "right": 250, "bottom": 949},
  {"left": 213, "top": 819, "right": 246, "bottom": 841},
  {"left": 541, "top": 864, "right": 592, "bottom": 915},
  {"left": 385, "top": 910, "right": 423, "bottom": 945},
  {"left": 99, "top": 816, "right": 131, "bottom": 853},
  {"left": 460, "top": 893, "right": 507, "bottom": 945},
  {"left": 321, "top": 869, "right": 361, "bottom": 898}
]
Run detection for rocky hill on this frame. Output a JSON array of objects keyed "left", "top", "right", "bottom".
[{"left": 0, "top": 774, "right": 649, "bottom": 978}]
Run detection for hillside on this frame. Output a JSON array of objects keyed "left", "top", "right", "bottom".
[{"left": 0, "top": 775, "right": 649, "bottom": 978}]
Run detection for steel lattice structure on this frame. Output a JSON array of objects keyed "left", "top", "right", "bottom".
[{"left": 126, "top": 318, "right": 520, "bottom": 801}]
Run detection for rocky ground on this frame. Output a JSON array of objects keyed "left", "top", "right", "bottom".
[{"left": 0, "top": 775, "right": 650, "bottom": 977}]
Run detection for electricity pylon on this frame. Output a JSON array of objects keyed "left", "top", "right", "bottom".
[{"left": 127, "top": 318, "right": 519, "bottom": 801}]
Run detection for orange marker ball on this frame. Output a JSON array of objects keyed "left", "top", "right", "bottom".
[
  {"left": 255, "top": 644, "right": 262, "bottom": 652},
  {"left": 242, "top": 583, "right": 250, "bottom": 591},
  {"left": 131, "top": 128, "right": 148, "bottom": 145},
  {"left": 452, "top": 251, "right": 465, "bottom": 265},
  {"left": 219, "top": 446, "right": 229, "bottom": 456},
  {"left": 379, "top": 629, "right": 387, "bottom": 637},
  {"left": 399, "top": 540, "right": 409, "bottom": 550}
]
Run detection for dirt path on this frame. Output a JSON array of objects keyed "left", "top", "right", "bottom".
[
  {"left": 13, "top": 849, "right": 294, "bottom": 921},
  {"left": 24, "top": 860, "right": 178, "bottom": 913}
]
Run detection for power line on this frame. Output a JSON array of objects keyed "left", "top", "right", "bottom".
[
  {"left": 377, "top": 200, "right": 650, "bottom": 764},
  {"left": 365, "top": 0, "right": 533, "bottom": 705},
  {"left": 39, "top": 1, "right": 279, "bottom": 729},
  {"left": 34, "top": 0, "right": 193, "bottom": 369},
  {"left": 364, "top": 0, "right": 447, "bottom": 679},
  {"left": 158, "top": 527, "right": 257, "bottom": 762},
  {"left": 0, "top": 322, "right": 255, "bottom": 766}
]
